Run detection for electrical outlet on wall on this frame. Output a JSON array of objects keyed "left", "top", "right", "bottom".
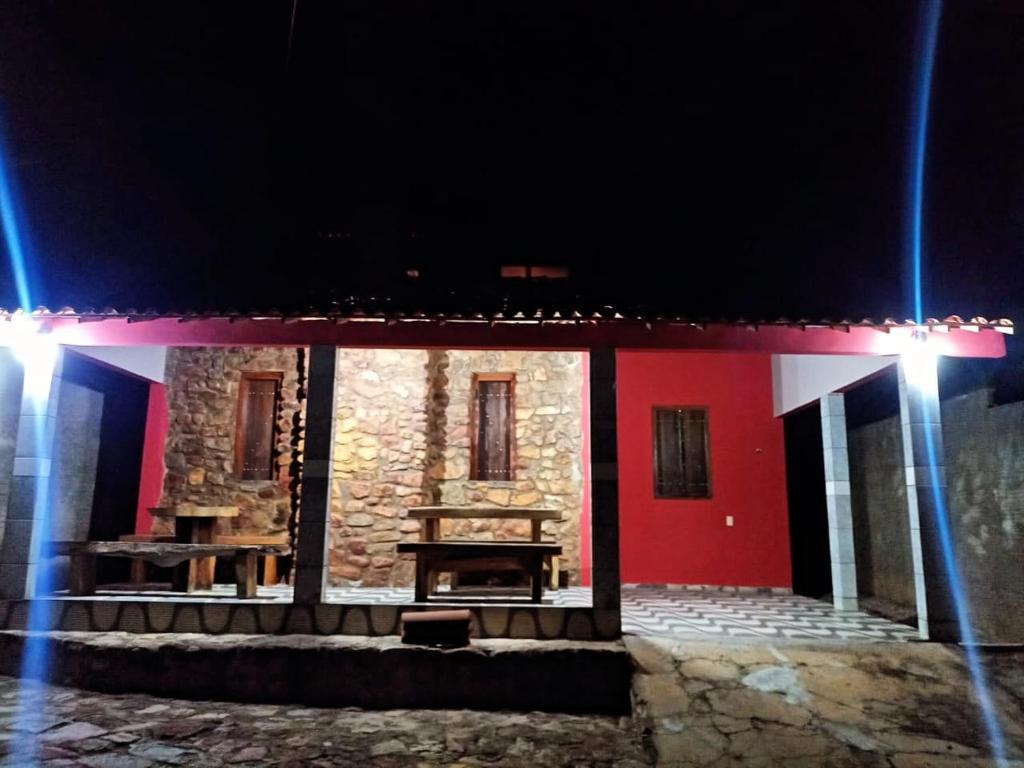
[{"left": 726, "top": 515, "right": 734, "bottom": 527}]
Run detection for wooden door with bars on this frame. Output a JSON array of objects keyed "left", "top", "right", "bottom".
[
  {"left": 470, "top": 373, "right": 515, "bottom": 481},
  {"left": 235, "top": 372, "right": 283, "bottom": 481}
]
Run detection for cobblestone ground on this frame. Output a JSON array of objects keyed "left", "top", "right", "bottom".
[
  {"left": 627, "top": 635, "right": 1024, "bottom": 767},
  {"left": 0, "top": 677, "right": 650, "bottom": 767}
]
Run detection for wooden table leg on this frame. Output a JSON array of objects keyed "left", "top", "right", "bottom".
[
  {"left": 549, "top": 555, "right": 560, "bottom": 591},
  {"left": 531, "top": 519, "right": 542, "bottom": 543},
  {"left": 69, "top": 553, "right": 97, "bottom": 596},
  {"left": 172, "top": 518, "right": 193, "bottom": 592},
  {"left": 419, "top": 518, "right": 440, "bottom": 596},
  {"left": 263, "top": 555, "right": 278, "bottom": 586},
  {"left": 234, "top": 550, "right": 257, "bottom": 598},
  {"left": 174, "top": 517, "right": 217, "bottom": 591},
  {"left": 192, "top": 518, "right": 217, "bottom": 590},
  {"left": 414, "top": 554, "right": 430, "bottom": 603},
  {"left": 130, "top": 559, "right": 147, "bottom": 585}
]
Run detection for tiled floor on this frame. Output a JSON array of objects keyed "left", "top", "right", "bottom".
[
  {"left": 78, "top": 584, "right": 920, "bottom": 642},
  {"left": 620, "top": 588, "right": 920, "bottom": 642}
]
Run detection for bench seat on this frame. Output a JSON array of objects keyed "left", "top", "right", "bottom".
[{"left": 396, "top": 541, "right": 562, "bottom": 603}]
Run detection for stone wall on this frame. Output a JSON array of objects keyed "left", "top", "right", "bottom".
[
  {"left": 160, "top": 347, "right": 305, "bottom": 536},
  {"left": 330, "top": 349, "right": 585, "bottom": 587}
]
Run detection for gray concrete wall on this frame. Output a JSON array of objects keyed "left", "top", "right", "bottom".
[
  {"left": 0, "top": 351, "right": 23, "bottom": 546},
  {"left": 44, "top": 380, "right": 104, "bottom": 588},
  {"left": 942, "top": 385, "right": 1024, "bottom": 643},
  {"left": 49, "top": 380, "right": 104, "bottom": 541},
  {"left": 848, "top": 414, "right": 915, "bottom": 610},
  {"left": 846, "top": 371, "right": 917, "bottom": 613}
]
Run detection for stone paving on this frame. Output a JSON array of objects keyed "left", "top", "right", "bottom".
[
  {"left": 627, "top": 635, "right": 1024, "bottom": 767},
  {"left": 1, "top": 635, "right": 1021, "bottom": 766},
  {"left": 0, "top": 676, "right": 650, "bottom": 767}
]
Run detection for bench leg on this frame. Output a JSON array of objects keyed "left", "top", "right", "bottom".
[
  {"left": 530, "top": 553, "right": 544, "bottom": 603},
  {"left": 549, "top": 555, "right": 560, "bottom": 591},
  {"left": 234, "top": 550, "right": 258, "bottom": 599},
  {"left": 263, "top": 555, "right": 278, "bottom": 586},
  {"left": 414, "top": 555, "right": 429, "bottom": 603},
  {"left": 69, "top": 553, "right": 97, "bottom": 596}
]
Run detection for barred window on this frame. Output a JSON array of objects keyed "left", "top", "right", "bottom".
[
  {"left": 471, "top": 373, "right": 515, "bottom": 481},
  {"left": 653, "top": 407, "right": 711, "bottom": 498}
]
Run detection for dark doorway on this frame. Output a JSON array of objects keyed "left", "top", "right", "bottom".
[
  {"left": 62, "top": 351, "right": 150, "bottom": 584},
  {"left": 784, "top": 402, "right": 831, "bottom": 598}
]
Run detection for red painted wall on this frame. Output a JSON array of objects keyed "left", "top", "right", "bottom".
[
  {"left": 135, "top": 382, "right": 169, "bottom": 534},
  {"left": 616, "top": 351, "right": 791, "bottom": 587}
]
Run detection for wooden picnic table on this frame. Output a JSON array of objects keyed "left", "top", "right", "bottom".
[
  {"left": 403, "top": 506, "right": 563, "bottom": 602},
  {"left": 149, "top": 506, "right": 239, "bottom": 591}
]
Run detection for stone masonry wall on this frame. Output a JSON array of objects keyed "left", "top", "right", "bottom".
[
  {"left": 330, "top": 349, "right": 584, "bottom": 587},
  {"left": 160, "top": 347, "right": 305, "bottom": 536}
]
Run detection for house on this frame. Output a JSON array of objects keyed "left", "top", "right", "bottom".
[{"left": 0, "top": 301, "right": 1016, "bottom": 643}]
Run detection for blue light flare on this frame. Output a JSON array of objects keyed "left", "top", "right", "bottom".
[
  {"left": 0, "top": 117, "right": 55, "bottom": 766},
  {"left": 906, "top": 0, "right": 942, "bottom": 324},
  {"left": 904, "top": 2, "right": 1009, "bottom": 764},
  {"left": 921, "top": 418, "right": 1008, "bottom": 766},
  {"left": 0, "top": 126, "right": 35, "bottom": 313}
]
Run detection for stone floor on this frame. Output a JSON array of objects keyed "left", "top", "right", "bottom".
[
  {"left": 628, "top": 634, "right": 1024, "bottom": 767},
  {"left": 66, "top": 586, "right": 920, "bottom": 643},
  {"left": 0, "top": 676, "right": 650, "bottom": 767},
  {"left": 2, "top": 636, "right": 1022, "bottom": 766}
]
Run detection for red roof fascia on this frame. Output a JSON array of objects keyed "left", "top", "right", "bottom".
[{"left": 20, "top": 316, "right": 1008, "bottom": 358}]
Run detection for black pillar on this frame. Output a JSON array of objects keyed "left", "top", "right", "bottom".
[{"left": 589, "top": 348, "right": 621, "bottom": 622}]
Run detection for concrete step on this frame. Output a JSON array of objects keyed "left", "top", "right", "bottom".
[{"left": 0, "top": 631, "right": 632, "bottom": 715}]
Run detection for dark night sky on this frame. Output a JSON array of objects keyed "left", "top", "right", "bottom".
[{"left": 0, "top": 1, "right": 1021, "bottom": 320}]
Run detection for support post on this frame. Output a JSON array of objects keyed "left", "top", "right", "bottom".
[
  {"left": 820, "top": 393, "right": 858, "bottom": 612},
  {"left": 897, "top": 359, "right": 958, "bottom": 641},
  {"left": 0, "top": 348, "right": 62, "bottom": 599},
  {"left": 588, "top": 348, "right": 621, "bottom": 630},
  {"left": 293, "top": 345, "right": 337, "bottom": 605}
]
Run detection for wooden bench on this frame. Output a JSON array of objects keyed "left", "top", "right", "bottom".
[
  {"left": 396, "top": 541, "right": 562, "bottom": 603},
  {"left": 48, "top": 541, "right": 289, "bottom": 599}
]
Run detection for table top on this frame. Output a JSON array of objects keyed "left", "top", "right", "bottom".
[
  {"left": 149, "top": 505, "right": 240, "bottom": 519},
  {"left": 407, "top": 506, "right": 561, "bottom": 521}
]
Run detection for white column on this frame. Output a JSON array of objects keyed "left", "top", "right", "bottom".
[
  {"left": 820, "top": 393, "right": 858, "bottom": 612},
  {"left": 897, "top": 359, "right": 957, "bottom": 641}
]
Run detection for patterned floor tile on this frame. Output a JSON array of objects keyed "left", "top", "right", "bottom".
[{"left": 58, "top": 584, "right": 919, "bottom": 642}]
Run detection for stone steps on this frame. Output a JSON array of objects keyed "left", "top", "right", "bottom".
[{"left": 0, "top": 631, "right": 632, "bottom": 715}]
